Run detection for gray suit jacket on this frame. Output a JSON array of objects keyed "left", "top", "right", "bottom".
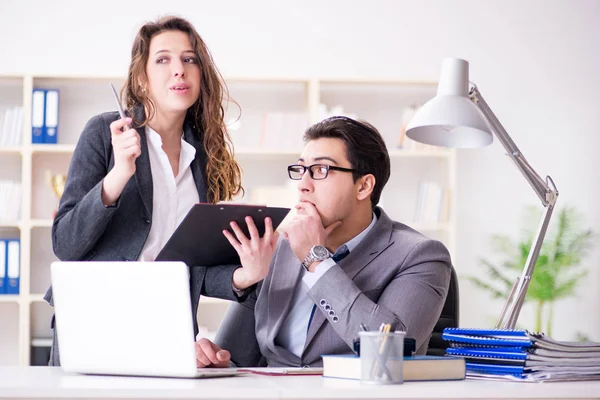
[
  {"left": 45, "top": 110, "right": 240, "bottom": 365},
  {"left": 215, "top": 207, "right": 452, "bottom": 367}
]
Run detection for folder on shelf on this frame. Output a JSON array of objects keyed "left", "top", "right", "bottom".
[
  {"left": 1, "top": 108, "right": 12, "bottom": 147},
  {"left": 155, "top": 203, "right": 290, "bottom": 267},
  {"left": 0, "top": 107, "right": 23, "bottom": 147},
  {"left": 6, "top": 239, "right": 20, "bottom": 295},
  {"left": 31, "top": 89, "right": 45, "bottom": 144},
  {"left": 44, "top": 89, "right": 59, "bottom": 144},
  {"left": 0, "top": 240, "right": 6, "bottom": 294},
  {"left": 10, "top": 106, "right": 23, "bottom": 147}
]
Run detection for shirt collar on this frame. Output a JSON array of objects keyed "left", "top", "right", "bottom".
[
  {"left": 145, "top": 126, "right": 196, "bottom": 177},
  {"left": 341, "top": 211, "right": 378, "bottom": 254}
]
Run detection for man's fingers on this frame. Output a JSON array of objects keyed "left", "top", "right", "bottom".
[
  {"left": 301, "top": 202, "right": 320, "bottom": 217},
  {"left": 216, "top": 349, "right": 231, "bottom": 366},
  {"left": 195, "top": 341, "right": 213, "bottom": 367},
  {"left": 199, "top": 339, "right": 219, "bottom": 363},
  {"left": 196, "top": 338, "right": 222, "bottom": 365},
  {"left": 294, "top": 203, "right": 307, "bottom": 215}
]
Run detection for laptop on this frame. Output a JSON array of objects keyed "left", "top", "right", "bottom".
[{"left": 50, "top": 261, "right": 243, "bottom": 379}]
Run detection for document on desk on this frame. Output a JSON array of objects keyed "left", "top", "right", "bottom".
[
  {"left": 468, "top": 371, "right": 600, "bottom": 383},
  {"left": 237, "top": 367, "right": 323, "bottom": 376}
]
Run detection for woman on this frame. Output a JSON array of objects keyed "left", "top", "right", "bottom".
[{"left": 44, "top": 16, "right": 277, "bottom": 366}]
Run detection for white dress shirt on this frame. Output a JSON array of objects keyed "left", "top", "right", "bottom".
[
  {"left": 138, "top": 126, "right": 199, "bottom": 262},
  {"left": 275, "top": 213, "right": 378, "bottom": 357}
]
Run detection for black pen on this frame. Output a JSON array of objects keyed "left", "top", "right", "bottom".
[{"left": 110, "top": 83, "right": 131, "bottom": 130}]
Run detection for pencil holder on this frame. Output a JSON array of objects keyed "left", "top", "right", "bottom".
[{"left": 359, "top": 331, "right": 405, "bottom": 384}]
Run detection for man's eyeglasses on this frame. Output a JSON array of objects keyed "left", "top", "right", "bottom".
[{"left": 287, "top": 164, "right": 357, "bottom": 180}]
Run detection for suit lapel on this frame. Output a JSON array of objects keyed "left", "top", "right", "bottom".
[
  {"left": 183, "top": 121, "right": 208, "bottom": 202},
  {"left": 303, "top": 209, "right": 395, "bottom": 350},
  {"left": 134, "top": 124, "right": 153, "bottom": 217},
  {"left": 266, "top": 242, "right": 304, "bottom": 348}
]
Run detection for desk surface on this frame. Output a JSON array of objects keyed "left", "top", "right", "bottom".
[{"left": 0, "top": 367, "right": 598, "bottom": 400}]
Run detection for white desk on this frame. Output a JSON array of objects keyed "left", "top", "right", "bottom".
[{"left": 0, "top": 367, "right": 598, "bottom": 400}]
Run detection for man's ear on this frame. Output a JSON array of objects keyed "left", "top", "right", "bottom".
[{"left": 356, "top": 174, "right": 375, "bottom": 201}]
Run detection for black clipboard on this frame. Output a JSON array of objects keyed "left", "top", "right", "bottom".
[{"left": 155, "top": 203, "right": 290, "bottom": 266}]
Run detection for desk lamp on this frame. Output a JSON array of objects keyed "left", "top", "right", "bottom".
[{"left": 406, "top": 58, "right": 559, "bottom": 329}]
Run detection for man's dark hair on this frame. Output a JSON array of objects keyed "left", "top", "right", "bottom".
[{"left": 303, "top": 116, "right": 391, "bottom": 208}]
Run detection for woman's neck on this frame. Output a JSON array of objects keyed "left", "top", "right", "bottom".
[{"left": 147, "top": 108, "right": 186, "bottom": 146}]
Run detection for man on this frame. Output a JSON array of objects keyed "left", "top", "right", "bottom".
[{"left": 195, "top": 116, "right": 452, "bottom": 368}]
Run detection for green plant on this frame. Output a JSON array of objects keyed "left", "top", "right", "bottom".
[{"left": 469, "top": 205, "right": 594, "bottom": 335}]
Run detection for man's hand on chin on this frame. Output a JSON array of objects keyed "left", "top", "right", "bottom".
[{"left": 283, "top": 201, "right": 342, "bottom": 263}]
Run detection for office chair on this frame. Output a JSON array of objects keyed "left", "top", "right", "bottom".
[{"left": 426, "top": 265, "right": 459, "bottom": 356}]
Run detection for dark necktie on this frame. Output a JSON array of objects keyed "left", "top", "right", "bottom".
[{"left": 307, "top": 245, "right": 350, "bottom": 332}]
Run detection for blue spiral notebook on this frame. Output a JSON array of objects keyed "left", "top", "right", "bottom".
[
  {"left": 443, "top": 328, "right": 600, "bottom": 381},
  {"left": 444, "top": 328, "right": 530, "bottom": 337},
  {"left": 446, "top": 347, "right": 528, "bottom": 360},
  {"left": 442, "top": 328, "right": 533, "bottom": 348},
  {"left": 466, "top": 363, "right": 525, "bottom": 376}
]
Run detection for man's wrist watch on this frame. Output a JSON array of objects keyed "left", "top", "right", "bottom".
[{"left": 301, "top": 245, "right": 331, "bottom": 271}]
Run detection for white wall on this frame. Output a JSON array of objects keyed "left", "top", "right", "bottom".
[{"left": 2, "top": 0, "right": 599, "bottom": 340}]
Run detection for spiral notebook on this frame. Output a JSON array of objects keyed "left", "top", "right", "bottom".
[
  {"left": 442, "top": 329, "right": 532, "bottom": 348},
  {"left": 442, "top": 328, "right": 600, "bottom": 381}
]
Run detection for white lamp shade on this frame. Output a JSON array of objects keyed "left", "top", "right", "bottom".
[{"left": 406, "top": 58, "right": 493, "bottom": 149}]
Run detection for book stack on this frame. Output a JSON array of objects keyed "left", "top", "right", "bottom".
[
  {"left": 442, "top": 328, "right": 600, "bottom": 382},
  {"left": 321, "top": 354, "right": 465, "bottom": 381}
]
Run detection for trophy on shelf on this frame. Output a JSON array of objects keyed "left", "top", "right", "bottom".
[{"left": 45, "top": 170, "right": 66, "bottom": 219}]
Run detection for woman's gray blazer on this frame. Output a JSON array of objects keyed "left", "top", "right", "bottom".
[{"left": 44, "top": 110, "right": 241, "bottom": 365}]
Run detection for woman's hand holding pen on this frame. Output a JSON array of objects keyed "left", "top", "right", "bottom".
[
  {"left": 225, "top": 216, "right": 279, "bottom": 290},
  {"left": 101, "top": 117, "right": 141, "bottom": 206}
]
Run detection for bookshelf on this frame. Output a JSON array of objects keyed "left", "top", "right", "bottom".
[{"left": 0, "top": 73, "right": 456, "bottom": 367}]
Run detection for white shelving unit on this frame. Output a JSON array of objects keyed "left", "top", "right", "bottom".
[{"left": 0, "top": 74, "right": 456, "bottom": 366}]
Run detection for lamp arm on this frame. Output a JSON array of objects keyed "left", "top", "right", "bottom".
[
  {"left": 469, "top": 85, "right": 560, "bottom": 329},
  {"left": 469, "top": 85, "right": 557, "bottom": 206}
]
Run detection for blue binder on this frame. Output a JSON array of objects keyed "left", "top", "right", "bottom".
[
  {"left": 44, "top": 89, "right": 59, "bottom": 144},
  {"left": 6, "top": 239, "right": 20, "bottom": 295},
  {"left": 442, "top": 332, "right": 533, "bottom": 348},
  {"left": 443, "top": 328, "right": 532, "bottom": 376},
  {"left": 466, "top": 362, "right": 525, "bottom": 377},
  {"left": 446, "top": 347, "right": 528, "bottom": 360},
  {"left": 443, "top": 328, "right": 529, "bottom": 337},
  {"left": 31, "top": 89, "right": 45, "bottom": 144}
]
